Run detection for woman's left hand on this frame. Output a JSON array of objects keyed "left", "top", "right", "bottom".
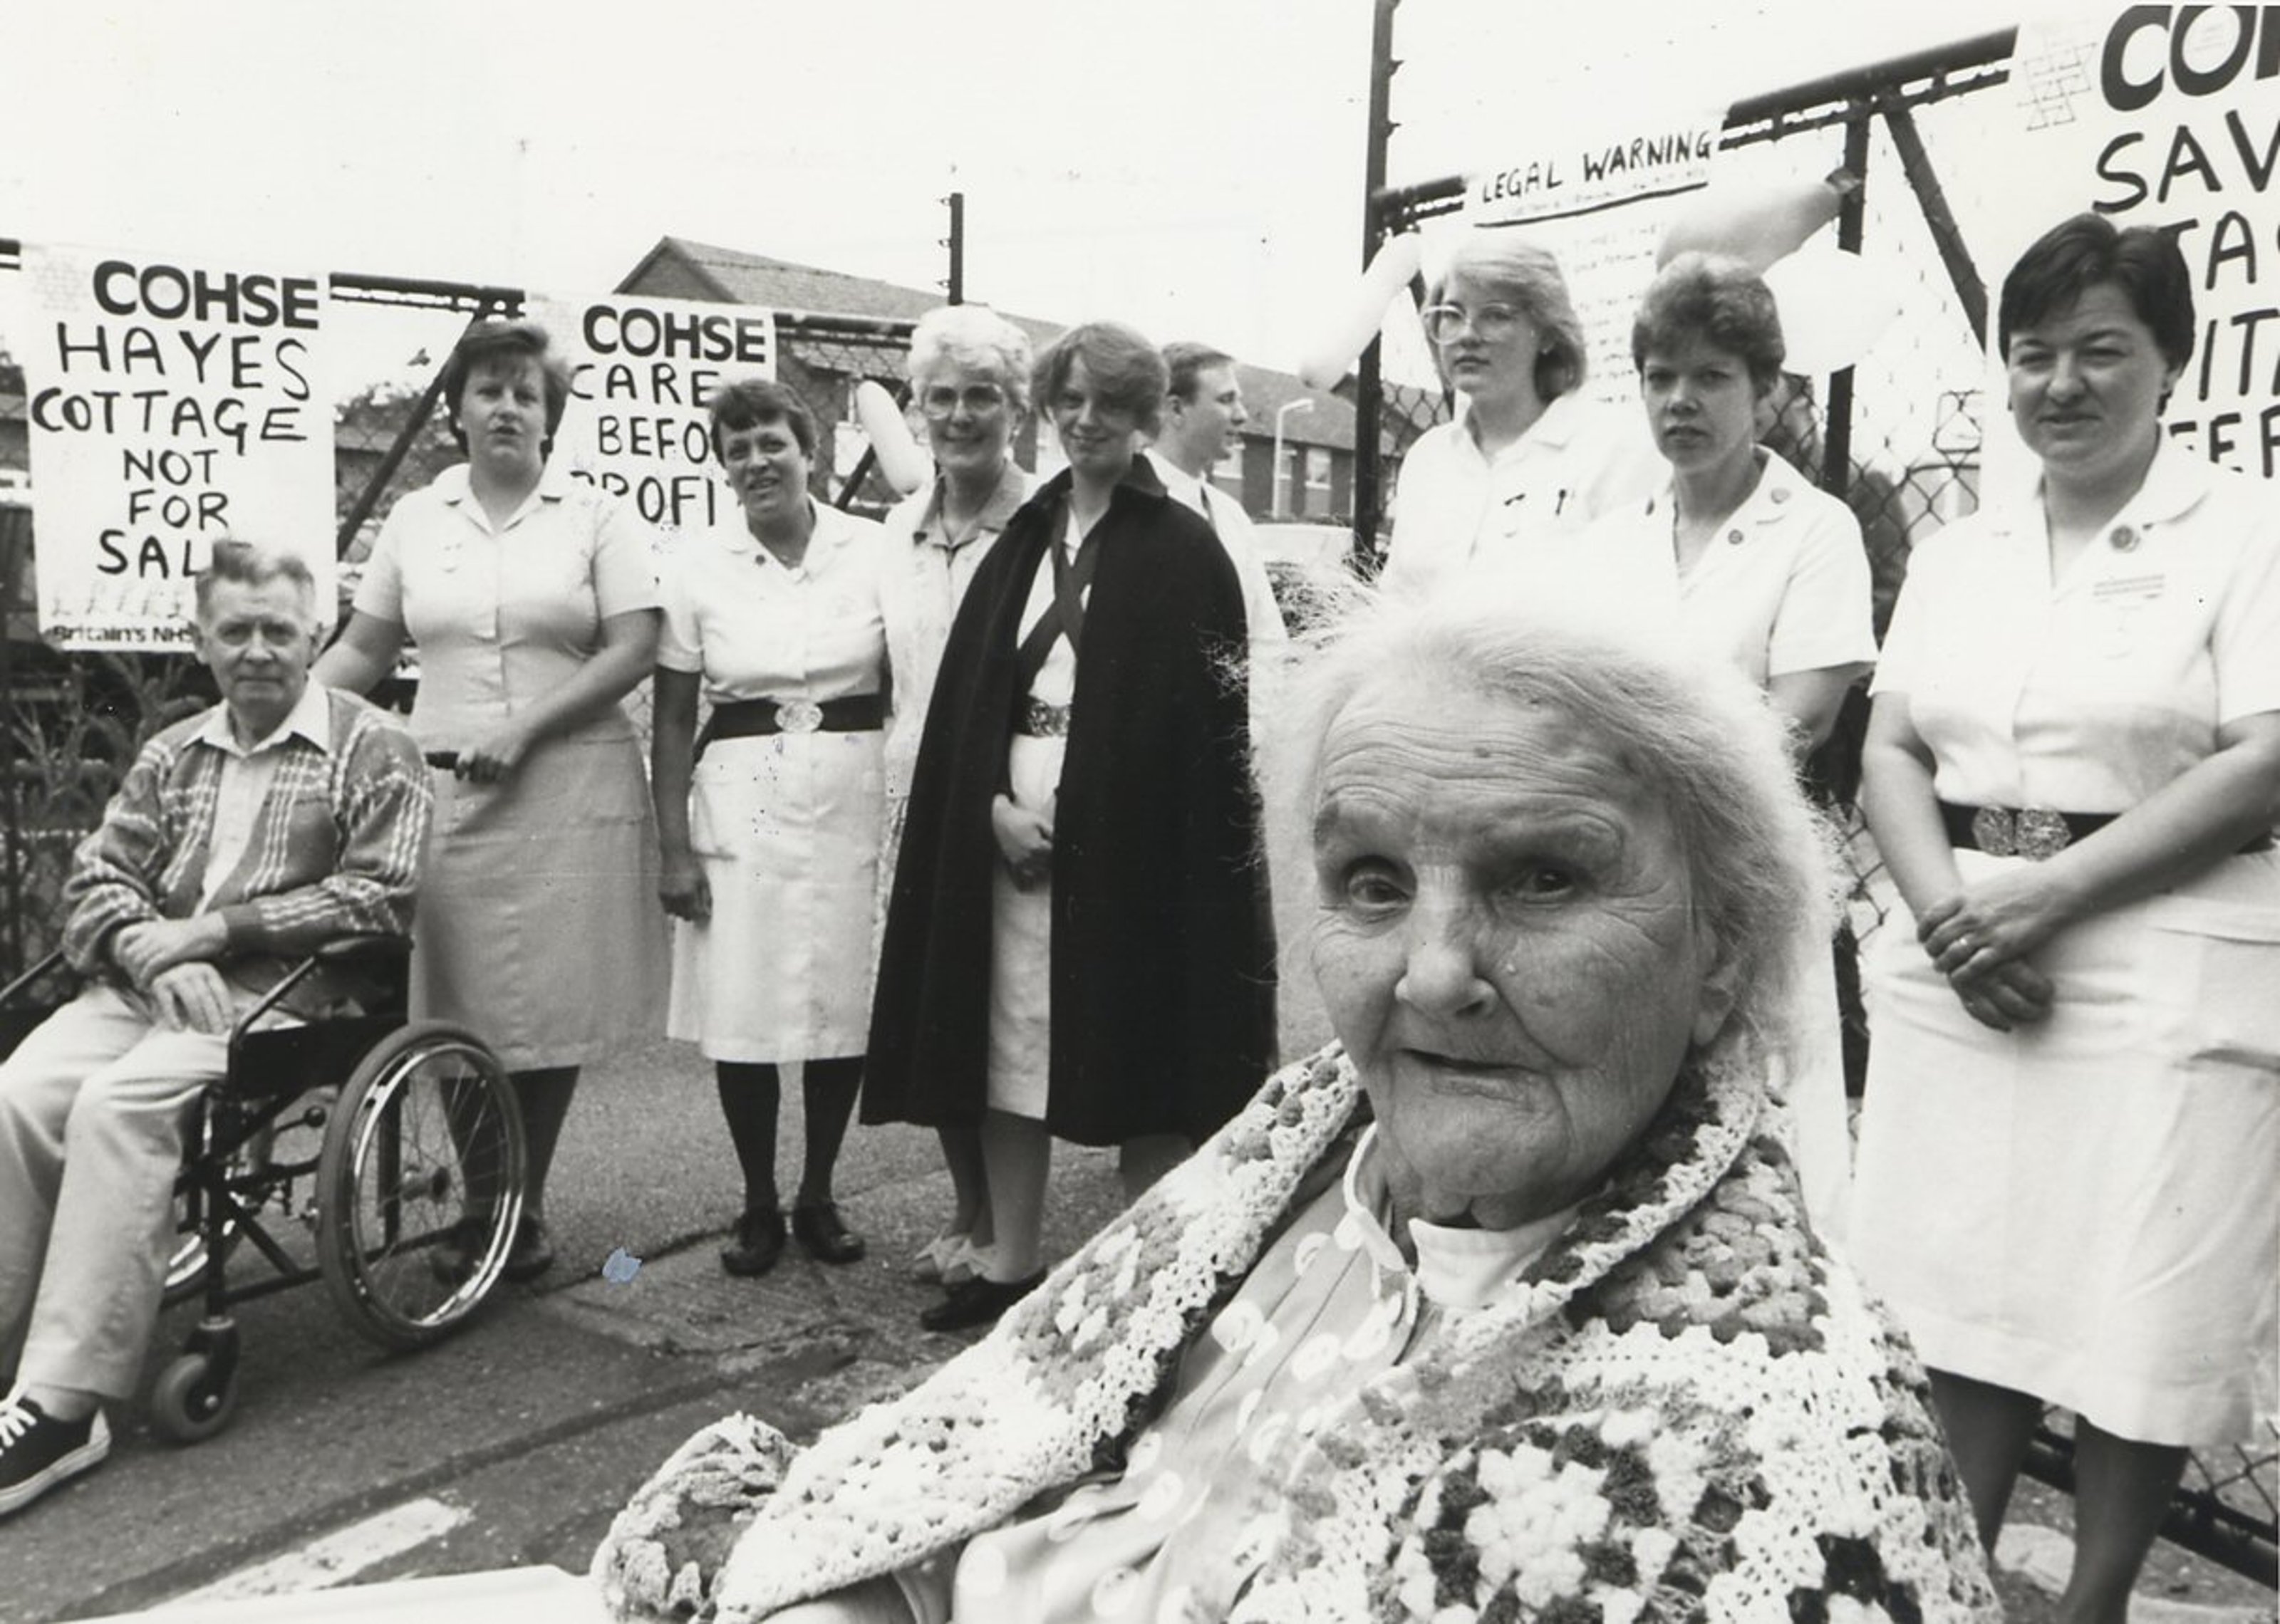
[
  {"left": 1917, "top": 865, "right": 2080, "bottom": 979},
  {"left": 457, "top": 722, "right": 537, "bottom": 784}
]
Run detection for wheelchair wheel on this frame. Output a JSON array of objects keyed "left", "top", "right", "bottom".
[
  {"left": 150, "top": 1351, "right": 237, "bottom": 1444},
  {"left": 316, "top": 1022, "right": 524, "bottom": 1351}
]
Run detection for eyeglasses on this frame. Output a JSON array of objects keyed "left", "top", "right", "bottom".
[
  {"left": 1421, "top": 303, "right": 1530, "bottom": 345},
  {"left": 918, "top": 384, "right": 1010, "bottom": 420}
]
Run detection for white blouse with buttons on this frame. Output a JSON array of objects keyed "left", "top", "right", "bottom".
[{"left": 1875, "top": 434, "right": 2280, "bottom": 811}]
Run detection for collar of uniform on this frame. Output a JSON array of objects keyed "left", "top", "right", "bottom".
[
  {"left": 434, "top": 462, "right": 571, "bottom": 519},
  {"left": 749, "top": 500, "right": 846, "bottom": 572},
  {"left": 916, "top": 462, "right": 1029, "bottom": 549},
  {"left": 1638, "top": 445, "right": 1800, "bottom": 529},
  {"left": 1454, "top": 388, "right": 1587, "bottom": 467},
  {"left": 190, "top": 678, "right": 333, "bottom": 759},
  {"left": 1989, "top": 430, "right": 2217, "bottom": 542}
]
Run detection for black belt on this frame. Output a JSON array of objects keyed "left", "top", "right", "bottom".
[
  {"left": 1940, "top": 799, "right": 2271, "bottom": 860},
  {"left": 698, "top": 694, "right": 884, "bottom": 756}
]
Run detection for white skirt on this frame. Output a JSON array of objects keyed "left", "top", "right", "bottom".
[
  {"left": 1850, "top": 847, "right": 2280, "bottom": 1446},
  {"left": 985, "top": 734, "right": 1063, "bottom": 1118},
  {"left": 668, "top": 730, "right": 885, "bottom": 1063}
]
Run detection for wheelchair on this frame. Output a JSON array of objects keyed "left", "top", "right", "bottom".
[{"left": 0, "top": 936, "right": 526, "bottom": 1443}]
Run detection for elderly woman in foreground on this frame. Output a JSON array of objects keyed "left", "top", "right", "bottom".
[{"left": 596, "top": 600, "right": 1995, "bottom": 1624}]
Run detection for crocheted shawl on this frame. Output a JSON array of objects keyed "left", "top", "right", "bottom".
[{"left": 594, "top": 1043, "right": 1997, "bottom": 1623}]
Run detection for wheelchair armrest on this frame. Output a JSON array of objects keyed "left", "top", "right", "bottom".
[
  {"left": 227, "top": 935, "right": 412, "bottom": 1052},
  {"left": 308, "top": 934, "right": 413, "bottom": 970}
]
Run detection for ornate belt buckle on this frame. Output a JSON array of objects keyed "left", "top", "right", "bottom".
[
  {"left": 774, "top": 699, "right": 823, "bottom": 734},
  {"left": 1969, "top": 805, "right": 2016, "bottom": 858},
  {"left": 2014, "top": 806, "right": 2073, "bottom": 862}
]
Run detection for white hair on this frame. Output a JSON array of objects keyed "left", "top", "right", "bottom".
[
  {"left": 1255, "top": 588, "right": 1838, "bottom": 1069},
  {"left": 906, "top": 305, "right": 1035, "bottom": 415}
]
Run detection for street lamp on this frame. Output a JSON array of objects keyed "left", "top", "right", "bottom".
[{"left": 1272, "top": 398, "right": 1315, "bottom": 518}]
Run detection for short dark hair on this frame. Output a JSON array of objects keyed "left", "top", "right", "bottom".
[
  {"left": 1631, "top": 253, "right": 1786, "bottom": 395},
  {"left": 194, "top": 539, "right": 317, "bottom": 621},
  {"left": 1033, "top": 323, "right": 1168, "bottom": 436},
  {"left": 1997, "top": 212, "right": 2194, "bottom": 371},
  {"left": 1162, "top": 341, "right": 1235, "bottom": 403},
  {"left": 706, "top": 378, "right": 819, "bottom": 463},
  {"left": 439, "top": 318, "right": 574, "bottom": 457}
]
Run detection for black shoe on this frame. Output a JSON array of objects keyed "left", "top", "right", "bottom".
[
  {"left": 919, "top": 1270, "right": 1045, "bottom": 1333},
  {"left": 502, "top": 1216, "right": 555, "bottom": 1284},
  {"left": 721, "top": 1209, "right": 787, "bottom": 1277},
  {"left": 790, "top": 1201, "right": 866, "bottom": 1265},
  {"left": 0, "top": 1396, "right": 110, "bottom": 1516},
  {"left": 428, "top": 1214, "right": 488, "bottom": 1286}
]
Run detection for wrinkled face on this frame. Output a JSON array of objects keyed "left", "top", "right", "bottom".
[
  {"left": 2006, "top": 281, "right": 2180, "bottom": 488},
  {"left": 1429, "top": 271, "right": 1547, "bottom": 410},
  {"left": 1640, "top": 333, "right": 1761, "bottom": 480},
  {"left": 1308, "top": 676, "right": 1734, "bottom": 1229},
  {"left": 1047, "top": 355, "right": 1143, "bottom": 482},
  {"left": 718, "top": 415, "right": 812, "bottom": 534},
  {"left": 457, "top": 355, "right": 549, "bottom": 477},
  {"left": 917, "top": 362, "right": 1017, "bottom": 483},
  {"left": 1173, "top": 363, "right": 1248, "bottom": 468},
  {"left": 197, "top": 575, "right": 318, "bottom": 741}
]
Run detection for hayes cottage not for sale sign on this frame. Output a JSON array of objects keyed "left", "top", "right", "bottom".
[{"left": 21, "top": 242, "right": 335, "bottom": 649}]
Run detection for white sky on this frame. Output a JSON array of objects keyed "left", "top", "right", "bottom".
[{"left": 3, "top": 0, "right": 2092, "bottom": 392}]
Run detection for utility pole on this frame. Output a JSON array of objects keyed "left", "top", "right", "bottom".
[
  {"left": 1354, "top": 0, "right": 1399, "bottom": 564},
  {"left": 944, "top": 191, "right": 965, "bottom": 306}
]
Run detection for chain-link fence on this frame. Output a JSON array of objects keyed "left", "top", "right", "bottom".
[
  {"left": 0, "top": 251, "right": 916, "bottom": 977},
  {"left": 1352, "top": 11, "right": 2273, "bottom": 1586}
]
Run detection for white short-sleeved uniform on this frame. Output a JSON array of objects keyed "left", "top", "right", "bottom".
[
  {"left": 1590, "top": 449, "right": 1877, "bottom": 1246},
  {"left": 1851, "top": 439, "right": 2280, "bottom": 1445},
  {"left": 1379, "top": 392, "right": 1664, "bottom": 598},
  {"left": 355, "top": 465, "right": 666, "bottom": 1068},
  {"left": 660, "top": 504, "right": 891, "bottom": 1063}
]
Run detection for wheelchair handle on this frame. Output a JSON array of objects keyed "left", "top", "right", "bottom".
[{"left": 423, "top": 751, "right": 459, "bottom": 771}]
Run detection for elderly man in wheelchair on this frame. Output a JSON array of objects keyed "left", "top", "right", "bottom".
[{"left": 0, "top": 540, "right": 434, "bottom": 1516}]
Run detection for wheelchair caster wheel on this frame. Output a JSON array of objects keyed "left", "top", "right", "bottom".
[{"left": 150, "top": 1352, "right": 238, "bottom": 1444}]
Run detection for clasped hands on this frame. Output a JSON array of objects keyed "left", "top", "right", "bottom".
[
  {"left": 992, "top": 793, "right": 1054, "bottom": 892},
  {"left": 111, "top": 916, "right": 234, "bottom": 1035},
  {"left": 1914, "top": 864, "right": 2078, "bottom": 1032}
]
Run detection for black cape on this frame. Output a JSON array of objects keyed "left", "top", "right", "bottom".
[{"left": 862, "top": 459, "right": 1277, "bottom": 1145}]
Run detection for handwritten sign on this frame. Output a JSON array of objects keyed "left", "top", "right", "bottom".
[
  {"left": 2006, "top": 6, "right": 2280, "bottom": 477},
  {"left": 527, "top": 292, "right": 777, "bottom": 535},
  {"left": 21, "top": 243, "right": 334, "bottom": 649},
  {"left": 1462, "top": 112, "right": 1720, "bottom": 408}
]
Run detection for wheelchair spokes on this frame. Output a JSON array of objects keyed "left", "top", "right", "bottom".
[{"left": 316, "top": 1023, "right": 526, "bottom": 1352}]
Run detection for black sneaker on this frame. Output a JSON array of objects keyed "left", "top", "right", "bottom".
[{"left": 0, "top": 1396, "right": 110, "bottom": 1516}]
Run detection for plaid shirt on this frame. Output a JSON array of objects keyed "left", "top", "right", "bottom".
[{"left": 61, "top": 687, "right": 432, "bottom": 1001}]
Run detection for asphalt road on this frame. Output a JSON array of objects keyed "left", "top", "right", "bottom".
[{"left": 0, "top": 1033, "right": 1132, "bottom": 1623}]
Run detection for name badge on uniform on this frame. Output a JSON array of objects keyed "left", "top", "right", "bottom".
[{"left": 2090, "top": 572, "right": 2165, "bottom": 659}]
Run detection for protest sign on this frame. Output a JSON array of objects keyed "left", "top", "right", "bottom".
[
  {"left": 2004, "top": 5, "right": 2280, "bottom": 477},
  {"left": 21, "top": 243, "right": 333, "bottom": 649},
  {"left": 1461, "top": 111, "right": 1721, "bottom": 409},
  {"left": 526, "top": 291, "right": 777, "bottom": 536}
]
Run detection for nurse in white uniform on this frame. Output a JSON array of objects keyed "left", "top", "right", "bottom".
[
  {"left": 1851, "top": 214, "right": 2280, "bottom": 1620},
  {"left": 653, "top": 380, "right": 890, "bottom": 1281},
  {"left": 1379, "top": 231, "right": 1662, "bottom": 598},
  {"left": 1591, "top": 254, "right": 1876, "bottom": 1244}
]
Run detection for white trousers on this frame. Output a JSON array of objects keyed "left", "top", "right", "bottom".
[{"left": 0, "top": 984, "right": 226, "bottom": 1401}]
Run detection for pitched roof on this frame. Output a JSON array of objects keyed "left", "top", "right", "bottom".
[{"left": 621, "top": 236, "right": 1357, "bottom": 451}]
